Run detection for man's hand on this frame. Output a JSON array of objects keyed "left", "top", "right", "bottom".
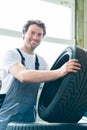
[{"left": 59, "top": 59, "right": 81, "bottom": 77}]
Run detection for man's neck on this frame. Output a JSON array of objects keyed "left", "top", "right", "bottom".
[{"left": 21, "top": 46, "right": 34, "bottom": 55}]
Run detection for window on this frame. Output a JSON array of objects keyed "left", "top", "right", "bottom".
[{"left": 0, "top": 0, "right": 75, "bottom": 68}]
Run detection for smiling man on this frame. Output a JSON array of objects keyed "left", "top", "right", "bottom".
[{"left": 0, "top": 19, "right": 81, "bottom": 130}]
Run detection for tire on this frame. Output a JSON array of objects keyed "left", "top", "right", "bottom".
[
  {"left": 6, "top": 122, "right": 87, "bottom": 130},
  {"left": 38, "top": 45, "right": 87, "bottom": 123}
]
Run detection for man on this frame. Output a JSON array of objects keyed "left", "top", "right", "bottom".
[{"left": 0, "top": 19, "right": 81, "bottom": 130}]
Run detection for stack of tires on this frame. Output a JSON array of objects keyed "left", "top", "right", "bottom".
[{"left": 6, "top": 46, "right": 87, "bottom": 130}]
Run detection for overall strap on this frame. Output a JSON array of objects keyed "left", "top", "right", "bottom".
[
  {"left": 16, "top": 48, "right": 25, "bottom": 65},
  {"left": 35, "top": 54, "right": 39, "bottom": 70},
  {"left": 16, "top": 48, "right": 39, "bottom": 70}
]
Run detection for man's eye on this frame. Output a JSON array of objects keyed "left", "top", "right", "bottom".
[
  {"left": 31, "top": 31, "right": 35, "bottom": 35},
  {"left": 38, "top": 34, "right": 42, "bottom": 37}
]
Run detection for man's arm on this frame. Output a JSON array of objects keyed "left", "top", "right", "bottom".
[{"left": 9, "top": 59, "right": 81, "bottom": 83}]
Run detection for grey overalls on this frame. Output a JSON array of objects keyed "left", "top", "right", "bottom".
[{"left": 0, "top": 49, "right": 40, "bottom": 130}]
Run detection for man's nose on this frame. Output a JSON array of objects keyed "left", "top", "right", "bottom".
[{"left": 33, "top": 34, "right": 39, "bottom": 39}]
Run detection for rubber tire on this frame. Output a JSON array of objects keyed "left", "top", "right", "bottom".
[
  {"left": 6, "top": 122, "right": 87, "bottom": 130},
  {"left": 38, "top": 45, "right": 87, "bottom": 123}
]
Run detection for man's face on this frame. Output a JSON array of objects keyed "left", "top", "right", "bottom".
[{"left": 23, "top": 24, "right": 44, "bottom": 50}]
